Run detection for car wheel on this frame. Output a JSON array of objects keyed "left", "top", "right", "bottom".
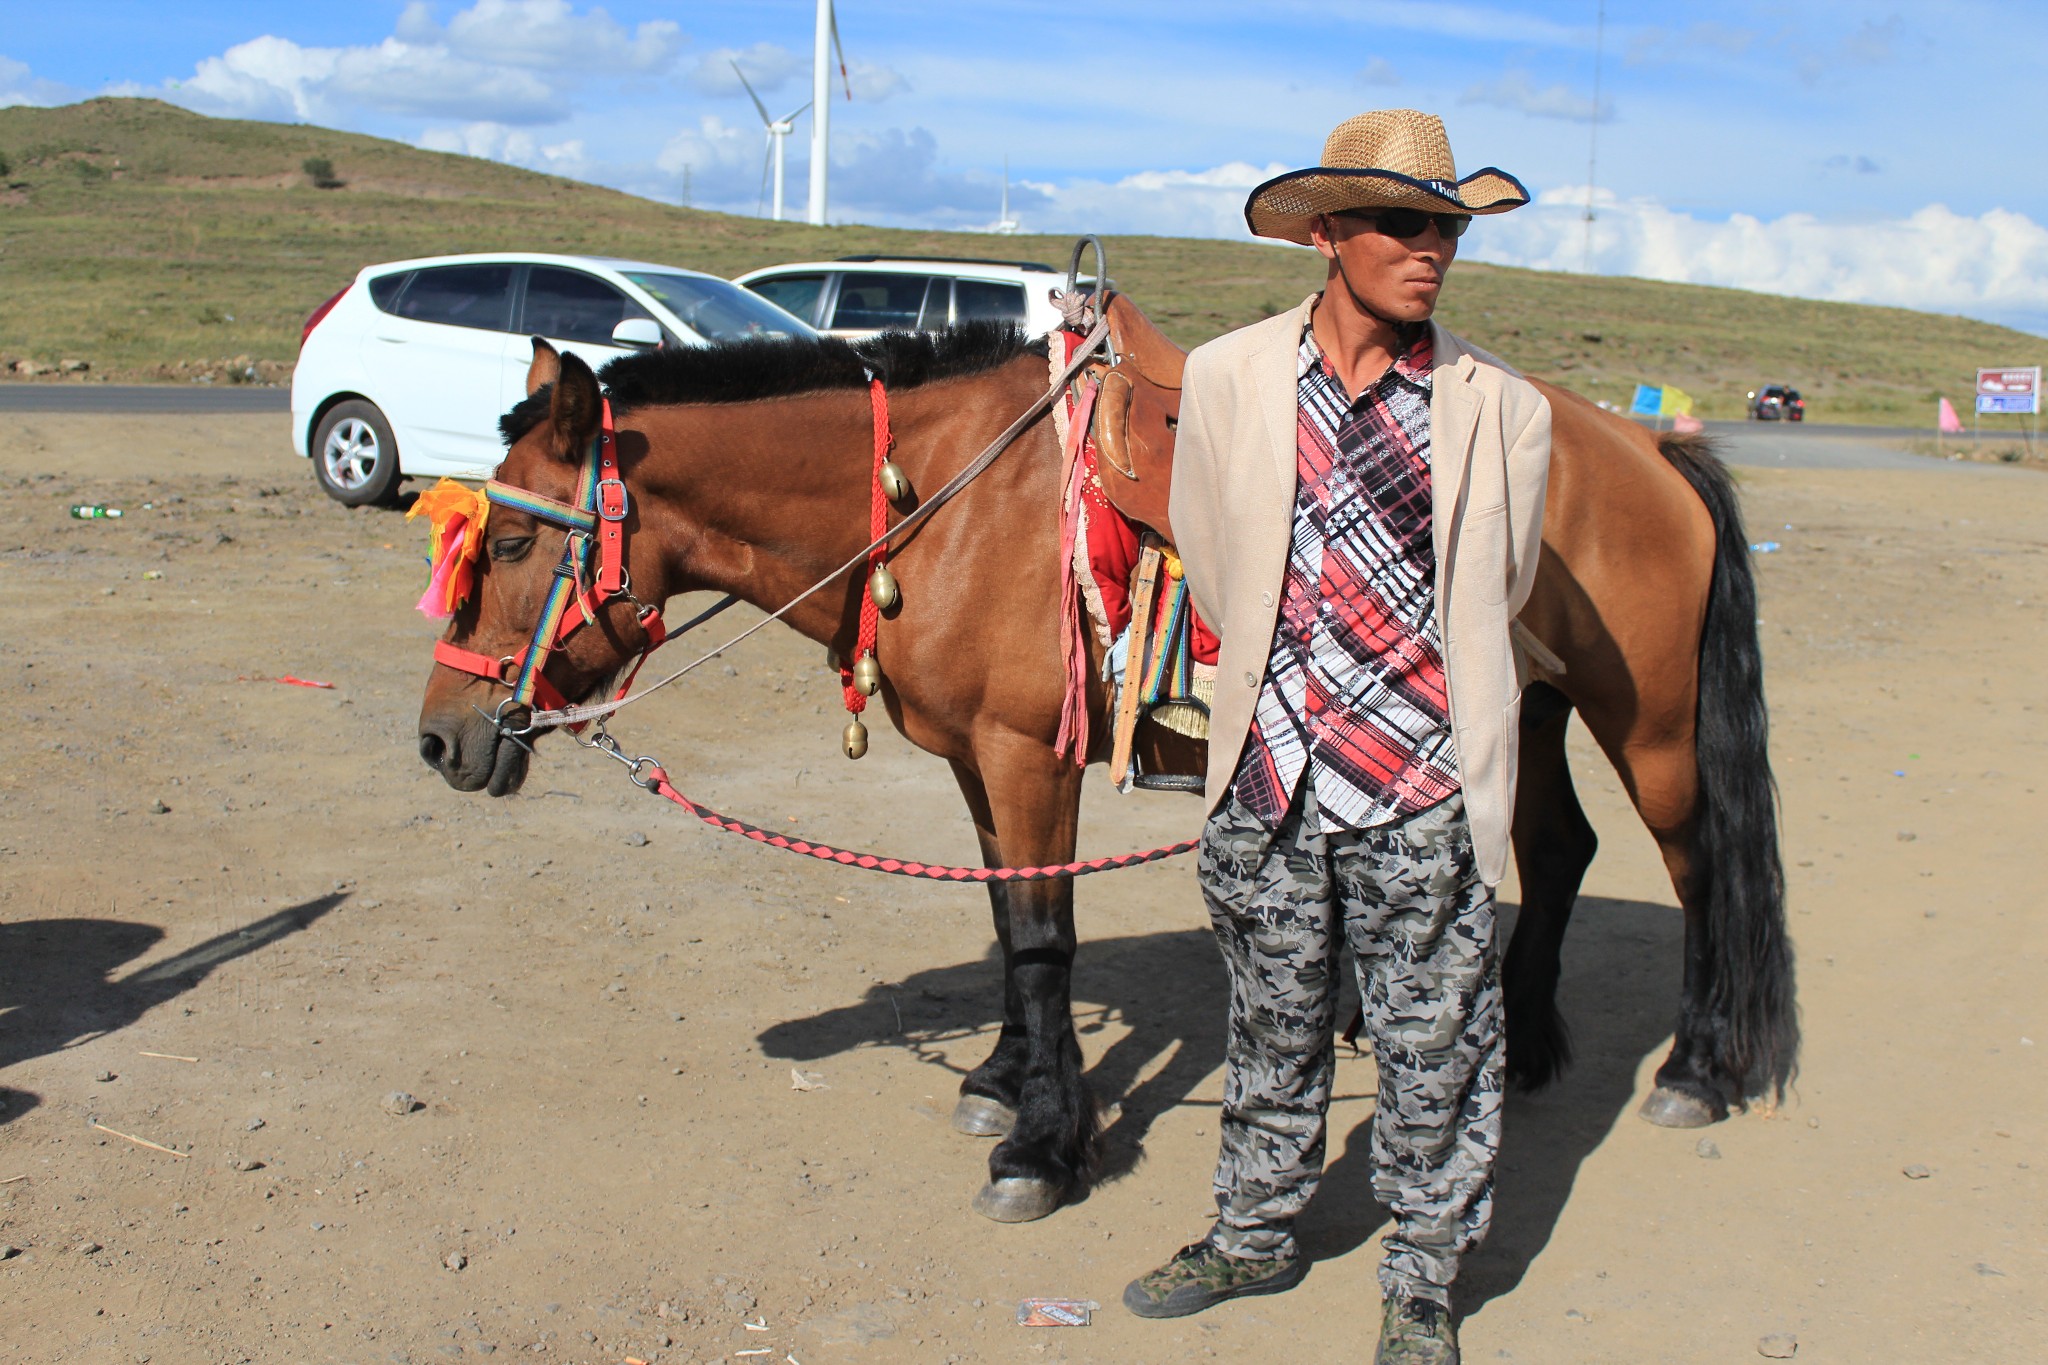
[{"left": 312, "top": 400, "right": 403, "bottom": 507}]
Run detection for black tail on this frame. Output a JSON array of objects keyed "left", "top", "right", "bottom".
[{"left": 1657, "top": 433, "right": 1799, "bottom": 1105}]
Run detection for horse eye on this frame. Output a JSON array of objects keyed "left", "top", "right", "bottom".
[{"left": 490, "top": 536, "right": 534, "bottom": 561}]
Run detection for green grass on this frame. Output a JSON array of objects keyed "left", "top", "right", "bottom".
[{"left": 2, "top": 97, "right": 2041, "bottom": 425}]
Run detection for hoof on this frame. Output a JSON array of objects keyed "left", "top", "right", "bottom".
[
  {"left": 972, "top": 1177, "right": 1065, "bottom": 1224},
  {"left": 1638, "top": 1086, "right": 1723, "bottom": 1128},
  {"left": 951, "top": 1094, "right": 1017, "bottom": 1139}
]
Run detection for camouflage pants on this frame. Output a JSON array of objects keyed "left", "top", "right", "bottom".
[{"left": 1199, "top": 781, "right": 1503, "bottom": 1307}]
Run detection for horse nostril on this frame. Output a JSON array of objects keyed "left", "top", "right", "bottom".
[{"left": 419, "top": 732, "right": 448, "bottom": 768}]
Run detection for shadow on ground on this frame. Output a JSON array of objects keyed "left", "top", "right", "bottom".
[
  {"left": 759, "top": 894, "right": 1682, "bottom": 1309},
  {"left": 0, "top": 892, "right": 347, "bottom": 1126}
]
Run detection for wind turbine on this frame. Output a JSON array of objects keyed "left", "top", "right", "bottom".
[
  {"left": 807, "top": 0, "right": 853, "bottom": 226},
  {"left": 993, "top": 155, "right": 1020, "bottom": 235},
  {"left": 731, "top": 60, "right": 810, "bottom": 223}
]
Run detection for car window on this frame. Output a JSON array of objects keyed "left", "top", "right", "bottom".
[
  {"left": 367, "top": 271, "right": 413, "bottom": 313},
  {"left": 954, "top": 279, "right": 1028, "bottom": 326},
  {"left": 522, "top": 266, "right": 651, "bottom": 346},
  {"left": 621, "top": 272, "right": 815, "bottom": 343},
  {"left": 917, "top": 280, "right": 953, "bottom": 330},
  {"left": 831, "top": 273, "right": 935, "bottom": 331},
  {"left": 746, "top": 273, "right": 828, "bottom": 326},
  {"left": 392, "top": 264, "right": 516, "bottom": 332}
]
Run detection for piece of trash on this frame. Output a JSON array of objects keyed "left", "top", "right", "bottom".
[
  {"left": 236, "top": 675, "right": 336, "bottom": 689},
  {"left": 789, "top": 1069, "right": 827, "bottom": 1092},
  {"left": 1892, "top": 770, "right": 1906, "bottom": 778},
  {"left": 69, "top": 505, "right": 122, "bottom": 519},
  {"left": 139, "top": 1051, "right": 198, "bottom": 1062},
  {"left": 1902, "top": 1163, "right": 1932, "bottom": 1180},
  {"left": 90, "top": 1121, "right": 189, "bottom": 1157},
  {"left": 1757, "top": 1332, "right": 1798, "bottom": 1358},
  {"left": 735, "top": 1352, "right": 772, "bottom": 1359},
  {"left": 744, "top": 1317, "right": 768, "bottom": 1331},
  {"left": 1017, "top": 1298, "right": 1097, "bottom": 1327},
  {"left": 142, "top": 570, "right": 164, "bottom": 580},
  {"left": 1749, "top": 541, "right": 1780, "bottom": 554}
]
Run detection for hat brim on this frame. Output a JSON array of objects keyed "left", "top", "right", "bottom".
[{"left": 1245, "top": 165, "right": 1529, "bottom": 245}]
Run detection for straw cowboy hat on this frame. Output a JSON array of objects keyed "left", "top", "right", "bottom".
[{"left": 1244, "top": 109, "right": 1529, "bottom": 245}]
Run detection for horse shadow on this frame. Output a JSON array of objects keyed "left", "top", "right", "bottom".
[
  {"left": 0, "top": 893, "right": 347, "bottom": 1127},
  {"left": 758, "top": 894, "right": 1681, "bottom": 1308}
]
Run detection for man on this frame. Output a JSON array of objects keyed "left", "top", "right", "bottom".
[{"left": 1122, "top": 110, "right": 1550, "bottom": 1365}]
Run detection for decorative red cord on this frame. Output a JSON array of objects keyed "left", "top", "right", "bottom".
[
  {"left": 641, "top": 766, "right": 1196, "bottom": 881},
  {"left": 840, "top": 378, "right": 891, "bottom": 714}
]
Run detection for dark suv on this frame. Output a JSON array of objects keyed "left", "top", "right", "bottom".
[{"left": 1747, "top": 384, "right": 1805, "bottom": 421}]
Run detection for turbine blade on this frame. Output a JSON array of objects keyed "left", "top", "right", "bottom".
[
  {"left": 779, "top": 100, "right": 813, "bottom": 124},
  {"left": 829, "top": 5, "right": 852, "bottom": 99},
  {"left": 730, "top": 60, "right": 773, "bottom": 125}
]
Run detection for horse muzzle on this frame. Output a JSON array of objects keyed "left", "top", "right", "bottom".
[{"left": 418, "top": 706, "right": 531, "bottom": 796}]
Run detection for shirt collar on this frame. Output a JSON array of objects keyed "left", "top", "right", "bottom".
[{"left": 1299, "top": 303, "right": 1434, "bottom": 392}]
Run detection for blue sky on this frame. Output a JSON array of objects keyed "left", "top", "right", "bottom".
[{"left": 6, "top": 1, "right": 2046, "bottom": 333}]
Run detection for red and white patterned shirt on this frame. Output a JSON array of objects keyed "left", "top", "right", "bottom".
[{"left": 1229, "top": 318, "right": 1459, "bottom": 830}]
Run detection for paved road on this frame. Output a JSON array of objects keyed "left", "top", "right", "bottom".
[
  {"left": 4, "top": 383, "right": 2021, "bottom": 474},
  {"left": 0, "top": 383, "right": 290, "bottom": 413}
]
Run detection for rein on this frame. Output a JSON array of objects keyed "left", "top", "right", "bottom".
[
  {"left": 439, "top": 315, "right": 1199, "bottom": 879},
  {"left": 524, "top": 314, "right": 1112, "bottom": 733}
]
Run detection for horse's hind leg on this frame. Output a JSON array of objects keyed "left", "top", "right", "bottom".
[
  {"left": 1503, "top": 682, "right": 1597, "bottom": 1091},
  {"left": 947, "top": 759, "right": 1025, "bottom": 1139}
]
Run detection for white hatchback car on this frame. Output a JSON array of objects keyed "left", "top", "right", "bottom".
[
  {"left": 292, "top": 252, "right": 816, "bottom": 505},
  {"left": 732, "top": 255, "right": 1073, "bottom": 342}
]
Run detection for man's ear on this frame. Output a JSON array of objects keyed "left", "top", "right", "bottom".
[
  {"left": 1308, "top": 214, "right": 1340, "bottom": 262},
  {"left": 547, "top": 350, "right": 602, "bottom": 461},
  {"left": 526, "top": 337, "right": 561, "bottom": 397}
]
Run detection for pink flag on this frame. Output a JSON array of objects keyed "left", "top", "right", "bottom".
[{"left": 1938, "top": 396, "right": 1964, "bottom": 434}]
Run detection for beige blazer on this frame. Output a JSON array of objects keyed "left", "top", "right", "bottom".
[{"left": 1167, "top": 295, "right": 1551, "bottom": 886}]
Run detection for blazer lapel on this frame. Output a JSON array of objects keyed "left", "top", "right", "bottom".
[
  {"left": 1249, "top": 303, "right": 1308, "bottom": 495},
  {"left": 1430, "top": 322, "right": 1482, "bottom": 571}
]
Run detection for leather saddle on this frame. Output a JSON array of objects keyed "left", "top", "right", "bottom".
[{"left": 1084, "top": 293, "right": 1188, "bottom": 544}]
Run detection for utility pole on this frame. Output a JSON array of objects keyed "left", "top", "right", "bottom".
[{"left": 807, "top": 0, "right": 831, "bottom": 225}]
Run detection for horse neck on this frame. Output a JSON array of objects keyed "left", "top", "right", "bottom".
[{"left": 627, "top": 366, "right": 1039, "bottom": 645}]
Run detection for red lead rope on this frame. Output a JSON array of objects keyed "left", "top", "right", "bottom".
[
  {"left": 839, "top": 378, "right": 892, "bottom": 716},
  {"left": 637, "top": 764, "right": 1196, "bottom": 882}
]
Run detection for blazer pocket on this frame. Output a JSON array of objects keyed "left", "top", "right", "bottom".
[{"left": 1458, "top": 503, "right": 1511, "bottom": 604}]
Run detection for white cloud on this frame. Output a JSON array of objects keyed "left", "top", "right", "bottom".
[
  {"left": 423, "top": 0, "right": 681, "bottom": 72},
  {"left": 1460, "top": 69, "right": 1608, "bottom": 123},
  {"left": 690, "top": 43, "right": 807, "bottom": 100},
  {"left": 419, "top": 120, "right": 588, "bottom": 175},
  {"left": 160, "top": 1, "right": 680, "bottom": 128},
  {"left": 1466, "top": 186, "right": 2048, "bottom": 330},
  {"left": 0, "top": 54, "right": 72, "bottom": 108},
  {"left": 1023, "top": 160, "right": 1290, "bottom": 239}
]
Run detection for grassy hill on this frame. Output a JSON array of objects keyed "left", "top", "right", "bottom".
[{"left": 2, "top": 97, "right": 2040, "bottom": 425}]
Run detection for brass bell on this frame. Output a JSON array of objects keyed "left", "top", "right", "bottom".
[
  {"left": 878, "top": 460, "right": 912, "bottom": 504},
  {"left": 852, "top": 651, "right": 882, "bottom": 696},
  {"left": 842, "top": 716, "right": 869, "bottom": 760},
  {"left": 867, "top": 563, "right": 900, "bottom": 611}
]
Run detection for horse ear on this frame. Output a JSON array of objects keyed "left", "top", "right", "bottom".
[
  {"left": 526, "top": 337, "right": 561, "bottom": 397},
  {"left": 547, "top": 350, "right": 602, "bottom": 461}
]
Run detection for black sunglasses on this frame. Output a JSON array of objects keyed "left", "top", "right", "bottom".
[{"left": 1332, "top": 207, "right": 1471, "bottom": 241}]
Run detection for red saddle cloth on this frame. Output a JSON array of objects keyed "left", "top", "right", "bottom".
[{"left": 1073, "top": 409, "right": 1219, "bottom": 665}]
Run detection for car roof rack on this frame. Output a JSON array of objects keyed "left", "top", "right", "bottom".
[{"left": 834, "top": 254, "right": 1058, "bottom": 273}]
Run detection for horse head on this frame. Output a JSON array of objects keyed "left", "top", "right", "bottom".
[{"left": 416, "top": 339, "right": 669, "bottom": 795}]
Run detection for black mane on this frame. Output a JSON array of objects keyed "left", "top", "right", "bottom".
[{"left": 500, "top": 322, "right": 1045, "bottom": 448}]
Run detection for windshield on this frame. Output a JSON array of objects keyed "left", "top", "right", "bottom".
[{"left": 623, "top": 272, "right": 816, "bottom": 344}]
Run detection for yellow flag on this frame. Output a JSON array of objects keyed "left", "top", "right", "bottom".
[{"left": 1658, "top": 385, "right": 1695, "bottom": 417}]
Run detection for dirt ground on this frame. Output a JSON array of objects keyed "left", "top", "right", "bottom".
[{"left": 2, "top": 414, "right": 2044, "bottom": 1365}]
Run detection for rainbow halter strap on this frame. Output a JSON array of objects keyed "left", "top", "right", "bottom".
[{"left": 432, "top": 399, "right": 698, "bottom": 723}]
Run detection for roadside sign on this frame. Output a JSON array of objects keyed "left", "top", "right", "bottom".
[{"left": 1976, "top": 366, "right": 2040, "bottom": 414}]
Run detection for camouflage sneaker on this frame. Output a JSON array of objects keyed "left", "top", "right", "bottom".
[
  {"left": 1374, "top": 1295, "right": 1460, "bottom": 1365},
  {"left": 1122, "top": 1241, "right": 1306, "bottom": 1319}
]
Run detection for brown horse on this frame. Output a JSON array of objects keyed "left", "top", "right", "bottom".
[{"left": 416, "top": 323, "right": 1795, "bottom": 1223}]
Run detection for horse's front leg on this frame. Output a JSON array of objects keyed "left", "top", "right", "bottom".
[
  {"left": 947, "top": 759, "right": 1028, "bottom": 1139},
  {"left": 961, "top": 740, "right": 1093, "bottom": 1223}
]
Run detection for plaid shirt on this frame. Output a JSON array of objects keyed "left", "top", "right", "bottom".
[{"left": 1229, "top": 320, "right": 1459, "bottom": 830}]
